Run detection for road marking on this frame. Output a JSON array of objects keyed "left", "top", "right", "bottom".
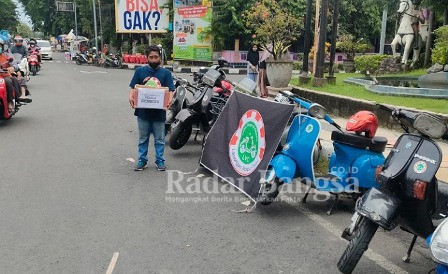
[
  {"left": 280, "top": 194, "right": 408, "bottom": 274},
  {"left": 65, "top": 61, "right": 69, "bottom": 63},
  {"left": 79, "top": 70, "right": 108, "bottom": 74},
  {"left": 57, "top": 60, "right": 61, "bottom": 63},
  {"left": 105, "top": 252, "right": 119, "bottom": 274},
  {"left": 49, "top": 61, "right": 54, "bottom": 63}
]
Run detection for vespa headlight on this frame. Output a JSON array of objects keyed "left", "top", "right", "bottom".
[
  {"left": 308, "top": 103, "right": 327, "bottom": 119},
  {"left": 413, "top": 113, "right": 447, "bottom": 139},
  {"left": 430, "top": 218, "right": 448, "bottom": 264}
]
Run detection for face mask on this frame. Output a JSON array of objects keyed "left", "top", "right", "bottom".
[{"left": 148, "top": 61, "right": 160, "bottom": 69}]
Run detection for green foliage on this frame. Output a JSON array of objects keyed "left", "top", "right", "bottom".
[
  {"left": 16, "top": 22, "right": 33, "bottom": 38},
  {"left": 338, "top": 0, "right": 382, "bottom": 42},
  {"left": 0, "top": 0, "right": 19, "bottom": 32},
  {"left": 337, "top": 34, "right": 371, "bottom": 60},
  {"left": 293, "top": 62, "right": 303, "bottom": 71},
  {"left": 244, "top": 0, "right": 303, "bottom": 60},
  {"left": 432, "top": 26, "right": 448, "bottom": 65},
  {"left": 354, "top": 54, "right": 389, "bottom": 73},
  {"left": 136, "top": 44, "right": 149, "bottom": 55}
]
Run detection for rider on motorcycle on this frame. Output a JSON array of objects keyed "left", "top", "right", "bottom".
[
  {"left": 28, "top": 39, "right": 42, "bottom": 64},
  {"left": 10, "top": 36, "right": 28, "bottom": 58},
  {"left": 0, "top": 38, "right": 31, "bottom": 113}
]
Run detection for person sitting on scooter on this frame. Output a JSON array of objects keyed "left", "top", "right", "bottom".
[
  {"left": 28, "top": 39, "right": 42, "bottom": 64},
  {"left": 10, "top": 36, "right": 28, "bottom": 58},
  {"left": 0, "top": 39, "right": 31, "bottom": 113}
]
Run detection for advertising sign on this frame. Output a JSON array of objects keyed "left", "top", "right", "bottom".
[
  {"left": 173, "top": 0, "right": 213, "bottom": 61},
  {"left": 115, "top": 0, "right": 170, "bottom": 33}
]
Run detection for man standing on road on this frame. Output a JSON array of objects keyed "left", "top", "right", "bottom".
[{"left": 128, "top": 46, "right": 175, "bottom": 172}]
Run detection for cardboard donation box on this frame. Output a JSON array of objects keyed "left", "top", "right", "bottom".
[{"left": 133, "top": 85, "right": 173, "bottom": 110}]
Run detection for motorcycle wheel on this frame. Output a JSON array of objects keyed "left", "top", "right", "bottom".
[
  {"left": 169, "top": 120, "right": 192, "bottom": 150},
  {"left": 31, "top": 66, "right": 36, "bottom": 76},
  {"left": 337, "top": 217, "right": 379, "bottom": 274},
  {"left": 258, "top": 171, "right": 283, "bottom": 205},
  {"left": 76, "top": 59, "right": 82, "bottom": 65}
]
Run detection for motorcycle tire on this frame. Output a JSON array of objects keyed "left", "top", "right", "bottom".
[
  {"left": 337, "top": 217, "right": 379, "bottom": 274},
  {"left": 76, "top": 59, "right": 82, "bottom": 65},
  {"left": 31, "top": 68, "right": 36, "bottom": 76},
  {"left": 258, "top": 175, "right": 283, "bottom": 205},
  {"left": 169, "top": 120, "right": 192, "bottom": 150}
]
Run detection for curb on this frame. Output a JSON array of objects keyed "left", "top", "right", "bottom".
[{"left": 122, "top": 63, "right": 247, "bottom": 75}]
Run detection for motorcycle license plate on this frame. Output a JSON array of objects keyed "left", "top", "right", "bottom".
[{"left": 275, "top": 94, "right": 290, "bottom": 104}]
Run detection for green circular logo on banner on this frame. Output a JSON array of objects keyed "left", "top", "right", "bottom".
[
  {"left": 237, "top": 121, "right": 259, "bottom": 165},
  {"left": 229, "top": 110, "right": 266, "bottom": 176}
]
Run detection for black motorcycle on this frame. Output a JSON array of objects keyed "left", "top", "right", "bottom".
[
  {"left": 169, "top": 69, "right": 227, "bottom": 150},
  {"left": 337, "top": 104, "right": 448, "bottom": 274},
  {"left": 165, "top": 77, "right": 198, "bottom": 133},
  {"left": 103, "top": 53, "right": 122, "bottom": 68}
]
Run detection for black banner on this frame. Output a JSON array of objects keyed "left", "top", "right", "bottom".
[{"left": 200, "top": 92, "right": 294, "bottom": 200}]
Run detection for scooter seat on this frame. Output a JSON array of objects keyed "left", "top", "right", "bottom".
[{"left": 331, "top": 131, "right": 387, "bottom": 153}]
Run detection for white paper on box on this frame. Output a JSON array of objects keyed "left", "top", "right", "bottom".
[{"left": 137, "top": 88, "right": 166, "bottom": 109}]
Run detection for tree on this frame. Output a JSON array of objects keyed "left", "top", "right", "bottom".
[
  {"left": 244, "top": 0, "right": 303, "bottom": 60},
  {"left": 0, "top": 0, "right": 19, "bottom": 32},
  {"left": 16, "top": 22, "right": 33, "bottom": 38},
  {"left": 338, "top": 0, "right": 382, "bottom": 42}
]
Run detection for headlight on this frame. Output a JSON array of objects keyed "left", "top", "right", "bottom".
[
  {"left": 413, "top": 113, "right": 447, "bottom": 139},
  {"left": 308, "top": 103, "right": 327, "bottom": 119},
  {"left": 430, "top": 218, "right": 448, "bottom": 265},
  {"left": 202, "top": 69, "right": 221, "bottom": 87}
]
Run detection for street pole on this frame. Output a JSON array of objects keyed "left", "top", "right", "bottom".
[
  {"left": 424, "top": 9, "right": 434, "bottom": 67},
  {"left": 328, "top": 0, "right": 340, "bottom": 80},
  {"left": 302, "top": 0, "right": 313, "bottom": 75},
  {"left": 98, "top": 0, "right": 103, "bottom": 50},
  {"left": 74, "top": 1, "right": 78, "bottom": 41},
  {"left": 313, "top": 0, "right": 321, "bottom": 74},
  {"left": 379, "top": 8, "right": 388, "bottom": 54},
  {"left": 93, "top": 0, "right": 99, "bottom": 52},
  {"left": 313, "top": 0, "right": 329, "bottom": 86}
]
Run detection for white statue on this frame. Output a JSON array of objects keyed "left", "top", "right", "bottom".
[{"left": 391, "top": 0, "right": 425, "bottom": 66}]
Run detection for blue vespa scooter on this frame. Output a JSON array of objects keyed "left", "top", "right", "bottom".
[
  {"left": 259, "top": 91, "right": 388, "bottom": 215},
  {"left": 427, "top": 217, "right": 448, "bottom": 274}
]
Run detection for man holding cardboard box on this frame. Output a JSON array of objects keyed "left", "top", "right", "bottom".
[{"left": 129, "top": 46, "right": 175, "bottom": 171}]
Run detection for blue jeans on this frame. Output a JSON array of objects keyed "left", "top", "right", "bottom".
[
  {"left": 247, "top": 73, "right": 257, "bottom": 82},
  {"left": 137, "top": 117, "right": 165, "bottom": 164}
]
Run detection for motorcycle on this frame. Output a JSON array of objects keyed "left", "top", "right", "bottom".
[
  {"left": 76, "top": 50, "right": 98, "bottom": 65},
  {"left": 165, "top": 77, "right": 198, "bottom": 133},
  {"left": 169, "top": 69, "right": 257, "bottom": 150},
  {"left": 337, "top": 104, "right": 448, "bottom": 274},
  {"left": 258, "top": 91, "right": 388, "bottom": 217},
  {"left": 13, "top": 53, "right": 29, "bottom": 81},
  {"left": 102, "top": 52, "right": 122, "bottom": 68},
  {"left": 28, "top": 53, "right": 40, "bottom": 76},
  {"left": 427, "top": 217, "right": 448, "bottom": 274},
  {"left": 192, "top": 57, "right": 229, "bottom": 86}
]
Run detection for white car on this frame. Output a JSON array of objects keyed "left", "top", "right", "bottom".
[{"left": 37, "top": 40, "right": 53, "bottom": 60}]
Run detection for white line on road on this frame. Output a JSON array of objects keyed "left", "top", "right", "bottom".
[
  {"left": 57, "top": 60, "right": 61, "bottom": 63},
  {"left": 49, "top": 61, "right": 54, "bottom": 63},
  {"left": 280, "top": 194, "right": 408, "bottom": 274},
  {"left": 105, "top": 252, "right": 119, "bottom": 274}
]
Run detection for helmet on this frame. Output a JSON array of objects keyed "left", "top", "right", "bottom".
[
  {"left": 29, "top": 40, "right": 36, "bottom": 45},
  {"left": 346, "top": 111, "right": 379, "bottom": 138},
  {"left": 14, "top": 36, "right": 23, "bottom": 43}
]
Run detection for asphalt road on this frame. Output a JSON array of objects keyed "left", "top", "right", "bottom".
[{"left": 0, "top": 53, "right": 438, "bottom": 274}]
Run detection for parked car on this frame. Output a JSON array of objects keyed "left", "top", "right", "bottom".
[{"left": 37, "top": 40, "right": 53, "bottom": 60}]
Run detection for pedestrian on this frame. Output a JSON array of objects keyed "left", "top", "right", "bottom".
[
  {"left": 258, "top": 45, "right": 271, "bottom": 98},
  {"left": 128, "top": 45, "right": 175, "bottom": 171},
  {"left": 157, "top": 44, "right": 167, "bottom": 65},
  {"left": 246, "top": 44, "right": 259, "bottom": 82}
]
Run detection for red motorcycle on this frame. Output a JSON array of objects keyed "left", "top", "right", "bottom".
[
  {"left": 28, "top": 53, "right": 40, "bottom": 76},
  {"left": 0, "top": 73, "right": 18, "bottom": 120}
]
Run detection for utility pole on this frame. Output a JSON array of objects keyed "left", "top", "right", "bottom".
[
  {"left": 313, "top": 0, "right": 321, "bottom": 74},
  {"left": 328, "top": 0, "right": 340, "bottom": 82},
  {"left": 313, "top": 0, "right": 329, "bottom": 87},
  {"left": 379, "top": 8, "right": 388, "bottom": 54},
  {"left": 74, "top": 1, "right": 78, "bottom": 41},
  {"left": 424, "top": 10, "right": 434, "bottom": 67},
  {"left": 93, "top": 0, "right": 99, "bottom": 52},
  {"left": 98, "top": 0, "right": 103, "bottom": 50},
  {"left": 299, "top": 0, "right": 313, "bottom": 84}
]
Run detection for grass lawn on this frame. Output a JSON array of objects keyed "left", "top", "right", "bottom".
[{"left": 290, "top": 69, "right": 448, "bottom": 114}]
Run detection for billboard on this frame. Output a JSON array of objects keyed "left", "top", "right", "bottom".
[
  {"left": 173, "top": 0, "right": 213, "bottom": 61},
  {"left": 115, "top": 0, "right": 170, "bottom": 33}
]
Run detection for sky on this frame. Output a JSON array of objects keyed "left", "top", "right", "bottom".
[{"left": 13, "top": 0, "right": 33, "bottom": 26}]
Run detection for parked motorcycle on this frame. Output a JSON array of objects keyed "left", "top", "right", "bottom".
[
  {"left": 427, "top": 217, "right": 448, "bottom": 274},
  {"left": 258, "top": 91, "right": 387, "bottom": 216},
  {"left": 102, "top": 52, "right": 122, "bottom": 68},
  {"left": 76, "top": 50, "right": 98, "bottom": 65},
  {"left": 337, "top": 104, "right": 448, "bottom": 274},
  {"left": 165, "top": 77, "right": 198, "bottom": 133},
  {"left": 28, "top": 53, "right": 40, "bottom": 76}
]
